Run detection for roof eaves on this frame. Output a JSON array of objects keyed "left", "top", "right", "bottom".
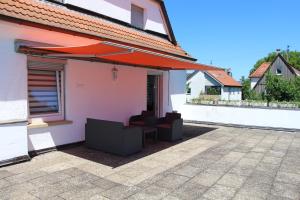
[
  {"left": 186, "top": 70, "right": 199, "bottom": 81},
  {"left": 204, "top": 71, "right": 224, "bottom": 87},
  {"left": 157, "top": 0, "right": 177, "bottom": 45},
  {"left": 0, "top": 0, "right": 195, "bottom": 61}
]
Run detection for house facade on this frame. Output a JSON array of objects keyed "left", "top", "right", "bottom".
[
  {"left": 187, "top": 69, "right": 242, "bottom": 101},
  {"left": 250, "top": 54, "right": 300, "bottom": 93},
  {"left": 0, "top": 0, "right": 215, "bottom": 165}
]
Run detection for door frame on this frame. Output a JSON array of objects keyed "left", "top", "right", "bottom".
[{"left": 147, "top": 70, "right": 163, "bottom": 117}]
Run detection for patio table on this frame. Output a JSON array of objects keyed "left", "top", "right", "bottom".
[{"left": 142, "top": 127, "right": 158, "bottom": 147}]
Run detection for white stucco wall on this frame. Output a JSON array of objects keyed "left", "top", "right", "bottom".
[
  {"left": 250, "top": 77, "right": 259, "bottom": 89},
  {"left": 65, "top": 0, "right": 168, "bottom": 34},
  {"left": 180, "top": 104, "right": 300, "bottom": 130},
  {"left": 221, "top": 87, "right": 242, "bottom": 101},
  {"left": 0, "top": 21, "right": 29, "bottom": 161},
  {"left": 0, "top": 20, "right": 186, "bottom": 155},
  {"left": 187, "top": 71, "right": 206, "bottom": 99},
  {"left": 0, "top": 123, "right": 28, "bottom": 162},
  {"left": 168, "top": 70, "right": 187, "bottom": 113}
]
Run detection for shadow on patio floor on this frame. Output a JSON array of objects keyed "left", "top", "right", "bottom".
[{"left": 60, "top": 125, "right": 217, "bottom": 168}]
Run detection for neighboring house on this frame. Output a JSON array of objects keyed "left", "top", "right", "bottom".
[
  {"left": 250, "top": 54, "right": 300, "bottom": 93},
  {"left": 0, "top": 0, "right": 215, "bottom": 165},
  {"left": 187, "top": 69, "right": 242, "bottom": 101}
]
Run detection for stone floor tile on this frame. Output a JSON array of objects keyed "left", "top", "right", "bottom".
[
  {"left": 244, "top": 152, "right": 265, "bottom": 160},
  {"left": 229, "top": 166, "right": 254, "bottom": 177},
  {"left": 91, "top": 177, "right": 120, "bottom": 190},
  {"left": 261, "top": 156, "right": 282, "bottom": 165},
  {"left": 154, "top": 174, "right": 189, "bottom": 189},
  {"left": 247, "top": 170, "right": 275, "bottom": 185},
  {"left": 30, "top": 171, "right": 72, "bottom": 186},
  {"left": 5, "top": 171, "right": 48, "bottom": 184},
  {"left": 136, "top": 173, "right": 166, "bottom": 188},
  {"left": 0, "top": 178, "right": 11, "bottom": 189},
  {"left": 127, "top": 185, "right": 170, "bottom": 200},
  {"left": 65, "top": 172, "right": 100, "bottom": 186},
  {"left": 119, "top": 165, "right": 152, "bottom": 178},
  {"left": 233, "top": 193, "right": 265, "bottom": 200},
  {"left": 173, "top": 165, "right": 201, "bottom": 178},
  {"left": 205, "top": 161, "right": 234, "bottom": 174},
  {"left": 0, "top": 182, "right": 36, "bottom": 198},
  {"left": 237, "top": 158, "right": 260, "bottom": 168},
  {"left": 191, "top": 172, "right": 222, "bottom": 187},
  {"left": 29, "top": 181, "right": 76, "bottom": 199},
  {"left": 237, "top": 180, "right": 272, "bottom": 199},
  {"left": 60, "top": 167, "right": 86, "bottom": 177},
  {"left": 251, "top": 147, "right": 269, "bottom": 153},
  {"left": 266, "top": 194, "right": 294, "bottom": 200},
  {"left": 217, "top": 173, "right": 247, "bottom": 188},
  {"left": 202, "top": 184, "right": 237, "bottom": 200},
  {"left": 3, "top": 193, "right": 40, "bottom": 200},
  {"left": 162, "top": 195, "right": 182, "bottom": 200},
  {"left": 0, "top": 170, "right": 15, "bottom": 179},
  {"left": 188, "top": 158, "right": 215, "bottom": 170},
  {"left": 255, "top": 163, "right": 280, "bottom": 177},
  {"left": 59, "top": 187, "right": 104, "bottom": 200},
  {"left": 220, "top": 152, "right": 245, "bottom": 163},
  {"left": 89, "top": 194, "right": 110, "bottom": 200},
  {"left": 265, "top": 150, "right": 286, "bottom": 158},
  {"left": 172, "top": 181, "right": 208, "bottom": 200},
  {"left": 233, "top": 145, "right": 253, "bottom": 153},
  {"left": 275, "top": 171, "right": 300, "bottom": 185},
  {"left": 102, "top": 185, "right": 141, "bottom": 200},
  {"left": 271, "top": 182, "right": 300, "bottom": 199}
]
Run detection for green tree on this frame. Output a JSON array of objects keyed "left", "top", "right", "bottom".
[
  {"left": 241, "top": 76, "right": 251, "bottom": 100},
  {"left": 265, "top": 73, "right": 296, "bottom": 102}
]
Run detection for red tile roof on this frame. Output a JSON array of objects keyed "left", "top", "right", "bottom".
[
  {"left": 0, "top": 0, "right": 192, "bottom": 59},
  {"left": 249, "top": 62, "right": 271, "bottom": 78},
  {"left": 206, "top": 70, "right": 241, "bottom": 87}
]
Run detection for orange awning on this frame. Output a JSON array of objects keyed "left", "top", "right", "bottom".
[{"left": 30, "top": 41, "right": 218, "bottom": 71}]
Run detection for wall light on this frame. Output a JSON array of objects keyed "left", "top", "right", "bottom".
[{"left": 112, "top": 66, "right": 118, "bottom": 81}]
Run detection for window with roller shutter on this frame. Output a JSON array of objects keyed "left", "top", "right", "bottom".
[
  {"left": 131, "top": 4, "right": 144, "bottom": 29},
  {"left": 27, "top": 56, "right": 65, "bottom": 122}
]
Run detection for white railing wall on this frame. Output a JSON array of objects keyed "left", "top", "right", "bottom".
[{"left": 179, "top": 104, "right": 300, "bottom": 130}]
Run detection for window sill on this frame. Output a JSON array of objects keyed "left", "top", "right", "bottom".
[{"left": 28, "top": 120, "right": 73, "bottom": 129}]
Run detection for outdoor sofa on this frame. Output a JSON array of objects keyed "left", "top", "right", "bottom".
[
  {"left": 85, "top": 118, "right": 143, "bottom": 156},
  {"left": 129, "top": 110, "right": 157, "bottom": 127},
  {"left": 156, "top": 112, "right": 183, "bottom": 141}
]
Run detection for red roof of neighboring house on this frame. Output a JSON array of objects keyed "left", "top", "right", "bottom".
[
  {"left": 0, "top": 0, "right": 192, "bottom": 59},
  {"left": 206, "top": 70, "right": 241, "bottom": 87},
  {"left": 249, "top": 62, "right": 271, "bottom": 78}
]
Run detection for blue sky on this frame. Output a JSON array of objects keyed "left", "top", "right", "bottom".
[{"left": 164, "top": 0, "right": 300, "bottom": 80}]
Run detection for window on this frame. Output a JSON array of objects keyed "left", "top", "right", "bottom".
[
  {"left": 205, "top": 86, "right": 221, "bottom": 95},
  {"left": 276, "top": 68, "right": 282, "bottom": 75},
  {"left": 28, "top": 57, "right": 65, "bottom": 122},
  {"left": 186, "top": 83, "right": 191, "bottom": 94},
  {"left": 131, "top": 4, "right": 144, "bottom": 29}
]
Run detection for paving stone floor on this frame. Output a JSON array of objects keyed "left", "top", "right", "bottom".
[{"left": 1, "top": 124, "right": 300, "bottom": 200}]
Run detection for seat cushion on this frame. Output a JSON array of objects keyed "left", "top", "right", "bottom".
[
  {"left": 157, "top": 123, "right": 171, "bottom": 129},
  {"left": 130, "top": 121, "right": 145, "bottom": 126}
]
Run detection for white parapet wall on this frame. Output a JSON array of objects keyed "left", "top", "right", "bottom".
[{"left": 180, "top": 104, "right": 300, "bottom": 130}]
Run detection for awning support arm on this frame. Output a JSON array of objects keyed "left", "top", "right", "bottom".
[{"left": 46, "top": 49, "right": 134, "bottom": 58}]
